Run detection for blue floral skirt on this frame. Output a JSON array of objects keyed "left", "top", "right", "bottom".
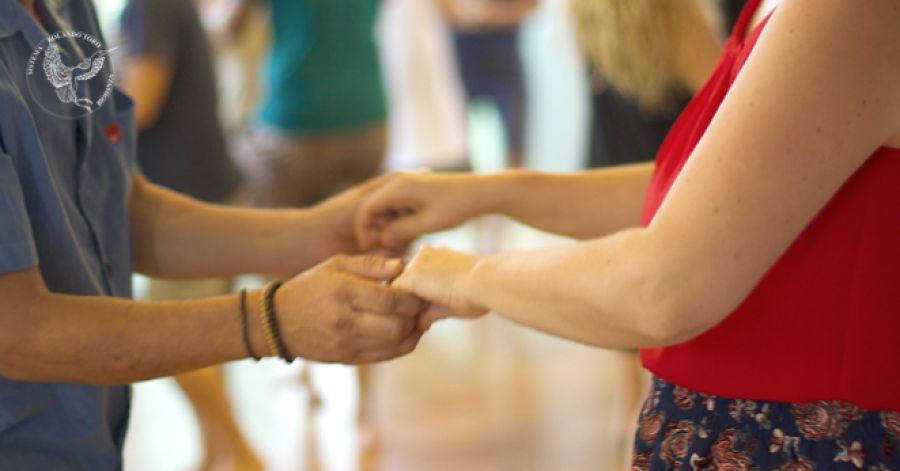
[{"left": 632, "top": 377, "right": 900, "bottom": 470}]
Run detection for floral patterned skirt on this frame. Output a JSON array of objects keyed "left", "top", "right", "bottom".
[{"left": 632, "top": 377, "right": 900, "bottom": 470}]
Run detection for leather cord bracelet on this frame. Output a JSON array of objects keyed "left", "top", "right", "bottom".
[
  {"left": 259, "top": 280, "right": 292, "bottom": 363},
  {"left": 239, "top": 289, "right": 261, "bottom": 361}
]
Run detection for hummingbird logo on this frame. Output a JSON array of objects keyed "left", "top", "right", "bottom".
[
  {"left": 42, "top": 42, "right": 117, "bottom": 111},
  {"left": 26, "top": 30, "right": 118, "bottom": 118}
]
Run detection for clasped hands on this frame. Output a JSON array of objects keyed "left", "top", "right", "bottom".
[{"left": 269, "top": 173, "right": 488, "bottom": 364}]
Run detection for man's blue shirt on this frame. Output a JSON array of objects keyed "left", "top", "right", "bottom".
[{"left": 0, "top": 0, "right": 137, "bottom": 468}]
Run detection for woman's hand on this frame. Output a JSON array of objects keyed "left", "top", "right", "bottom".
[
  {"left": 392, "top": 245, "right": 489, "bottom": 327},
  {"left": 272, "top": 254, "right": 427, "bottom": 364},
  {"left": 294, "top": 174, "right": 402, "bottom": 264},
  {"left": 354, "top": 172, "right": 497, "bottom": 255}
]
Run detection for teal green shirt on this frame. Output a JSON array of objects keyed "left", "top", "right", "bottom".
[{"left": 260, "top": 0, "right": 386, "bottom": 133}]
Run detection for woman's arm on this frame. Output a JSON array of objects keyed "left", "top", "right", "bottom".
[
  {"left": 355, "top": 163, "right": 653, "bottom": 250},
  {"left": 491, "top": 164, "right": 653, "bottom": 238},
  {"left": 393, "top": 0, "right": 900, "bottom": 348}
]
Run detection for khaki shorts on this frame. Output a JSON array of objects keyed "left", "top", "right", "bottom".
[
  {"left": 140, "top": 277, "right": 232, "bottom": 301},
  {"left": 232, "top": 123, "right": 387, "bottom": 208}
]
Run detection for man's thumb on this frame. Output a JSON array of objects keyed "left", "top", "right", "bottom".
[{"left": 332, "top": 254, "right": 404, "bottom": 281}]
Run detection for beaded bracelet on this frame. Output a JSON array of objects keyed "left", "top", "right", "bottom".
[
  {"left": 259, "top": 280, "right": 291, "bottom": 363},
  {"left": 239, "top": 289, "right": 261, "bottom": 361}
]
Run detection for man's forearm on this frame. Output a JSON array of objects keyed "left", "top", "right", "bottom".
[
  {"left": 0, "top": 280, "right": 265, "bottom": 384},
  {"left": 130, "top": 176, "right": 314, "bottom": 278},
  {"left": 480, "top": 163, "right": 654, "bottom": 239}
]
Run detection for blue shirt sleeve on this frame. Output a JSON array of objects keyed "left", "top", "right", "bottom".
[
  {"left": 120, "top": 0, "right": 182, "bottom": 63},
  {"left": 0, "top": 150, "right": 38, "bottom": 273}
]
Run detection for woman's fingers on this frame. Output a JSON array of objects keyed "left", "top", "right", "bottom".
[
  {"left": 353, "top": 176, "right": 418, "bottom": 251},
  {"left": 417, "top": 303, "right": 453, "bottom": 331},
  {"left": 392, "top": 245, "right": 489, "bottom": 321}
]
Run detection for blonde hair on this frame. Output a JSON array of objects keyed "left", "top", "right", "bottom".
[{"left": 570, "top": 0, "right": 720, "bottom": 112}]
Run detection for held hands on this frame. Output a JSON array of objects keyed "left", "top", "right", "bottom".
[
  {"left": 264, "top": 172, "right": 491, "bottom": 364},
  {"left": 265, "top": 254, "right": 426, "bottom": 363},
  {"left": 353, "top": 172, "right": 492, "bottom": 255},
  {"left": 285, "top": 174, "right": 411, "bottom": 269},
  {"left": 351, "top": 172, "right": 492, "bottom": 325},
  {"left": 394, "top": 245, "right": 489, "bottom": 329}
]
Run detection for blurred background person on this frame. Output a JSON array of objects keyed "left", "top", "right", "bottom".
[
  {"left": 227, "top": 0, "right": 388, "bottom": 448},
  {"left": 440, "top": 0, "right": 539, "bottom": 169},
  {"left": 721, "top": 0, "right": 751, "bottom": 32},
  {"left": 198, "top": 0, "right": 269, "bottom": 135},
  {"left": 376, "top": 0, "right": 469, "bottom": 173},
  {"left": 568, "top": 0, "right": 722, "bottom": 465},
  {"left": 572, "top": 0, "right": 723, "bottom": 168},
  {"left": 118, "top": 0, "right": 262, "bottom": 469},
  {"left": 231, "top": 0, "right": 386, "bottom": 210}
]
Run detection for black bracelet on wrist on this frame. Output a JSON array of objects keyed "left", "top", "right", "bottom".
[
  {"left": 260, "top": 280, "right": 292, "bottom": 363},
  {"left": 239, "top": 289, "right": 261, "bottom": 361}
]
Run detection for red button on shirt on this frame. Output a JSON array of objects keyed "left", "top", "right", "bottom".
[{"left": 104, "top": 123, "right": 121, "bottom": 145}]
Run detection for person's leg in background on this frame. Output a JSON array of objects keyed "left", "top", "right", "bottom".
[
  {"left": 306, "top": 123, "right": 388, "bottom": 451},
  {"left": 491, "top": 77, "right": 527, "bottom": 168},
  {"left": 231, "top": 129, "right": 336, "bottom": 414},
  {"left": 175, "top": 367, "right": 262, "bottom": 471},
  {"left": 452, "top": 29, "right": 529, "bottom": 169},
  {"left": 143, "top": 278, "right": 263, "bottom": 471},
  {"left": 233, "top": 123, "right": 388, "bottom": 449}
]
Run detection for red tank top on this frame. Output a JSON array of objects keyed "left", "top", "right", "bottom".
[{"left": 639, "top": 0, "right": 900, "bottom": 411}]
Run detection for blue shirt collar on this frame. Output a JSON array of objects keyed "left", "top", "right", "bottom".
[
  {"left": 0, "top": 0, "right": 72, "bottom": 38},
  {"left": 0, "top": 1, "right": 22, "bottom": 38}
]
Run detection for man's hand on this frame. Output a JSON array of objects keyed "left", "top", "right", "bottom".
[
  {"left": 0, "top": 255, "right": 427, "bottom": 384},
  {"left": 278, "top": 174, "right": 406, "bottom": 270},
  {"left": 391, "top": 245, "right": 489, "bottom": 329},
  {"left": 271, "top": 254, "right": 427, "bottom": 363},
  {"left": 354, "top": 172, "right": 494, "bottom": 254}
]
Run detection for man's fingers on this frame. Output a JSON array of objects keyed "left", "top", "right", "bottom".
[
  {"left": 352, "top": 202, "right": 380, "bottom": 252},
  {"left": 351, "top": 312, "right": 416, "bottom": 344},
  {"left": 352, "top": 330, "right": 422, "bottom": 364},
  {"left": 350, "top": 282, "right": 425, "bottom": 317},
  {"left": 417, "top": 303, "right": 453, "bottom": 331},
  {"left": 391, "top": 271, "right": 415, "bottom": 294},
  {"left": 333, "top": 173, "right": 398, "bottom": 206},
  {"left": 353, "top": 183, "right": 408, "bottom": 251},
  {"left": 357, "top": 172, "right": 399, "bottom": 194},
  {"left": 378, "top": 213, "right": 431, "bottom": 251},
  {"left": 330, "top": 253, "right": 404, "bottom": 281}
]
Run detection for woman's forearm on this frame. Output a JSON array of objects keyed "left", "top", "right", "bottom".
[
  {"left": 459, "top": 228, "right": 726, "bottom": 350},
  {"left": 480, "top": 163, "right": 654, "bottom": 239},
  {"left": 357, "top": 166, "right": 652, "bottom": 252},
  {"left": 397, "top": 0, "right": 900, "bottom": 355}
]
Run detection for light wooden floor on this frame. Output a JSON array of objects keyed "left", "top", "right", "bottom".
[
  {"left": 359, "top": 317, "right": 637, "bottom": 471},
  {"left": 124, "top": 221, "right": 644, "bottom": 471}
]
